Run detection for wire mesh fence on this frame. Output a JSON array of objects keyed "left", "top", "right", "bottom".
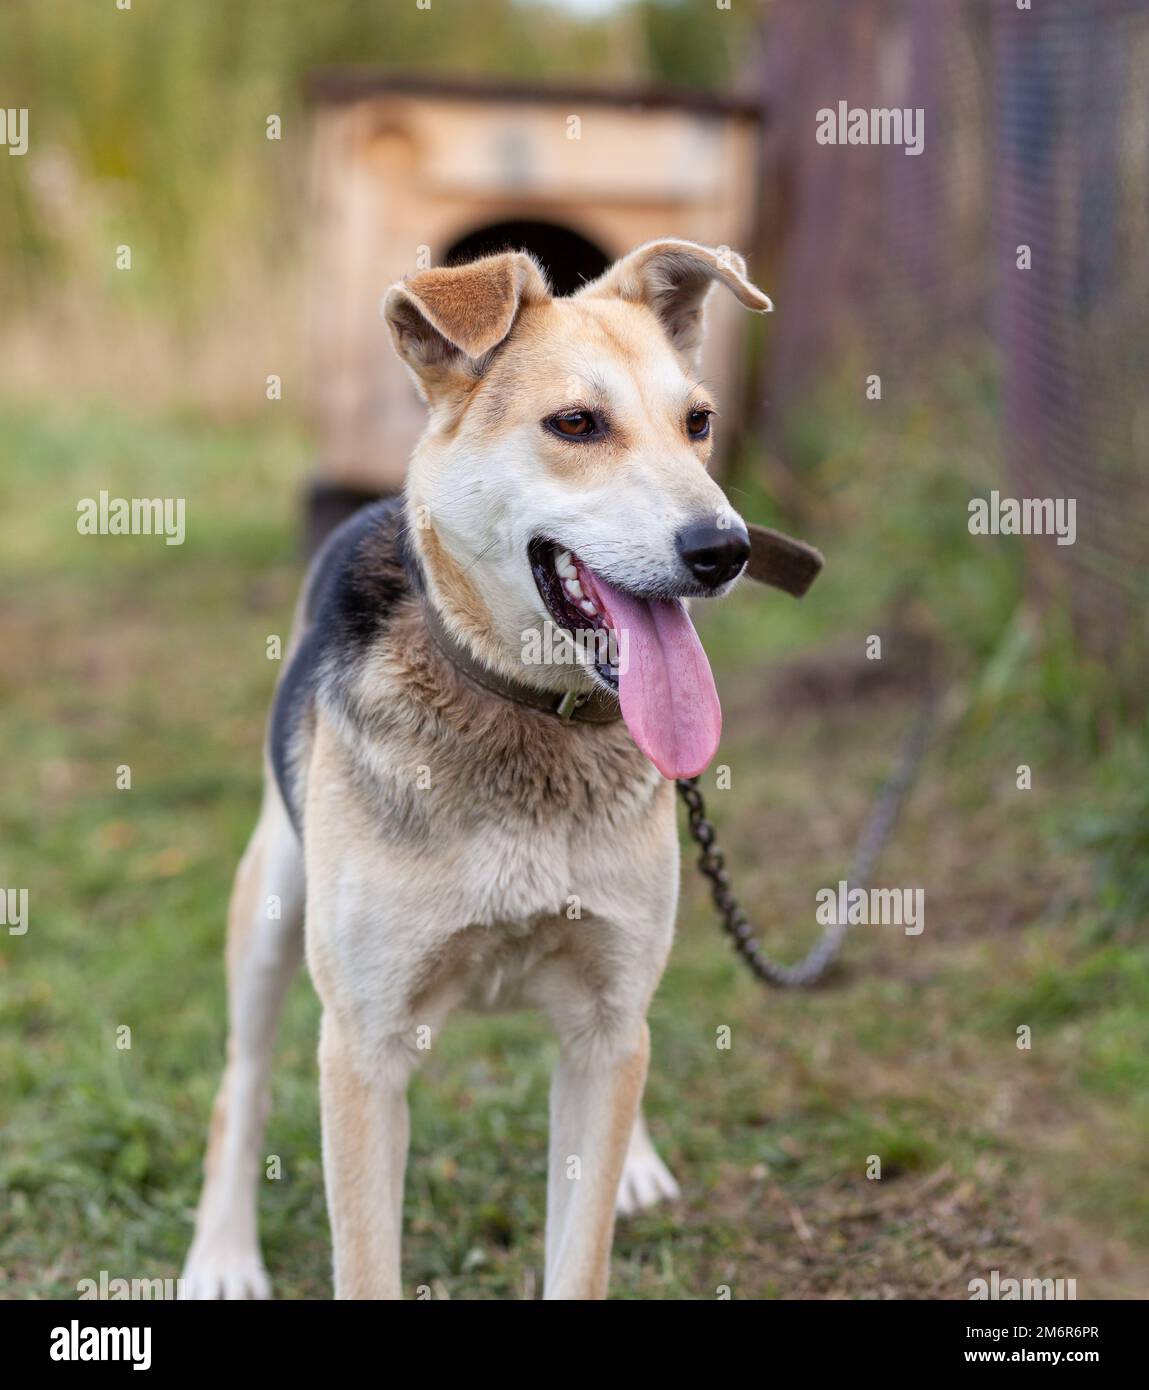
[
  {"left": 757, "top": 0, "right": 1147, "bottom": 667},
  {"left": 995, "top": 0, "right": 1149, "bottom": 660}
]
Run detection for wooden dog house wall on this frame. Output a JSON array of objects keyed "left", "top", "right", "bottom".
[{"left": 306, "top": 73, "right": 765, "bottom": 491}]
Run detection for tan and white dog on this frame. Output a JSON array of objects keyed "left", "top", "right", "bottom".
[{"left": 182, "top": 239, "right": 774, "bottom": 1300}]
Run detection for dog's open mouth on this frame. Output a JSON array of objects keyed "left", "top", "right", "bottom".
[
  {"left": 527, "top": 537, "right": 722, "bottom": 780},
  {"left": 528, "top": 537, "right": 620, "bottom": 689}
]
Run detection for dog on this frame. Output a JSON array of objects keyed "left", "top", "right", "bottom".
[{"left": 181, "top": 238, "right": 775, "bottom": 1300}]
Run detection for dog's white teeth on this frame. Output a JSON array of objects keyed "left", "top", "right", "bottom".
[{"left": 553, "top": 545, "right": 594, "bottom": 611}]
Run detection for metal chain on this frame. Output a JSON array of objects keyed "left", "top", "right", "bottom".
[{"left": 677, "top": 684, "right": 941, "bottom": 988}]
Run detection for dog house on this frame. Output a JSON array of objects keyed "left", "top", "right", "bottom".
[{"left": 304, "top": 72, "right": 766, "bottom": 498}]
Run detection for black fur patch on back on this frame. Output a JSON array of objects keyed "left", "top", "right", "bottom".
[{"left": 270, "top": 497, "right": 411, "bottom": 834}]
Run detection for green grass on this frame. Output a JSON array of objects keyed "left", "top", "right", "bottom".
[{"left": 2, "top": 402, "right": 1147, "bottom": 1299}]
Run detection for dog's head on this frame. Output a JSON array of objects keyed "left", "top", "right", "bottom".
[{"left": 382, "top": 238, "right": 773, "bottom": 779}]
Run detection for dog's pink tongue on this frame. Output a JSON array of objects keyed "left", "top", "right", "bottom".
[{"left": 591, "top": 576, "right": 721, "bottom": 779}]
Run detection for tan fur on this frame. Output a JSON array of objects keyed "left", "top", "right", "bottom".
[
  {"left": 183, "top": 782, "right": 304, "bottom": 1299},
  {"left": 183, "top": 239, "right": 772, "bottom": 1300},
  {"left": 401, "top": 252, "right": 549, "bottom": 358},
  {"left": 418, "top": 525, "right": 504, "bottom": 657},
  {"left": 473, "top": 298, "right": 718, "bottom": 483},
  {"left": 548, "top": 1024, "right": 650, "bottom": 1299},
  {"left": 384, "top": 251, "right": 551, "bottom": 399}
]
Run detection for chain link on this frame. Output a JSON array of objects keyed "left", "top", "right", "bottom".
[{"left": 677, "top": 685, "right": 941, "bottom": 988}]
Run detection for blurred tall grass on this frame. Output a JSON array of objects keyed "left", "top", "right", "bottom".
[{"left": 0, "top": 0, "right": 758, "bottom": 412}]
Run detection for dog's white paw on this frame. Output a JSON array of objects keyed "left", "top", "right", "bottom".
[
  {"left": 616, "top": 1144, "right": 680, "bottom": 1217},
  {"left": 180, "top": 1245, "right": 272, "bottom": 1300}
]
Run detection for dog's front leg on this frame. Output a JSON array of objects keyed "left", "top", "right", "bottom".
[
  {"left": 318, "top": 1013, "right": 413, "bottom": 1300},
  {"left": 544, "top": 1020, "right": 650, "bottom": 1300}
]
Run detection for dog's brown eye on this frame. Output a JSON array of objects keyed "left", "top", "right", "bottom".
[
  {"left": 547, "top": 411, "right": 598, "bottom": 439},
  {"left": 687, "top": 410, "right": 712, "bottom": 439}
]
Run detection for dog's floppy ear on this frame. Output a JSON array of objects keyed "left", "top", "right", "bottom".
[
  {"left": 383, "top": 252, "right": 550, "bottom": 399},
  {"left": 576, "top": 238, "right": 772, "bottom": 362}
]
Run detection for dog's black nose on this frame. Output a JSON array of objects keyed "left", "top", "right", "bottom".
[{"left": 676, "top": 520, "right": 750, "bottom": 588}]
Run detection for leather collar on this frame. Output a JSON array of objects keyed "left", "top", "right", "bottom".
[
  {"left": 420, "top": 598, "right": 622, "bottom": 725},
  {"left": 745, "top": 523, "right": 823, "bottom": 597}
]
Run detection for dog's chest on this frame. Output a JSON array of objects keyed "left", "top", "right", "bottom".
[
  {"left": 354, "top": 705, "right": 669, "bottom": 926},
  {"left": 306, "top": 709, "right": 679, "bottom": 1030},
  {"left": 413, "top": 783, "right": 635, "bottom": 928}
]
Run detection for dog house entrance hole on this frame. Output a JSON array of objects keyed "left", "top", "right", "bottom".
[{"left": 443, "top": 220, "right": 609, "bottom": 297}]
